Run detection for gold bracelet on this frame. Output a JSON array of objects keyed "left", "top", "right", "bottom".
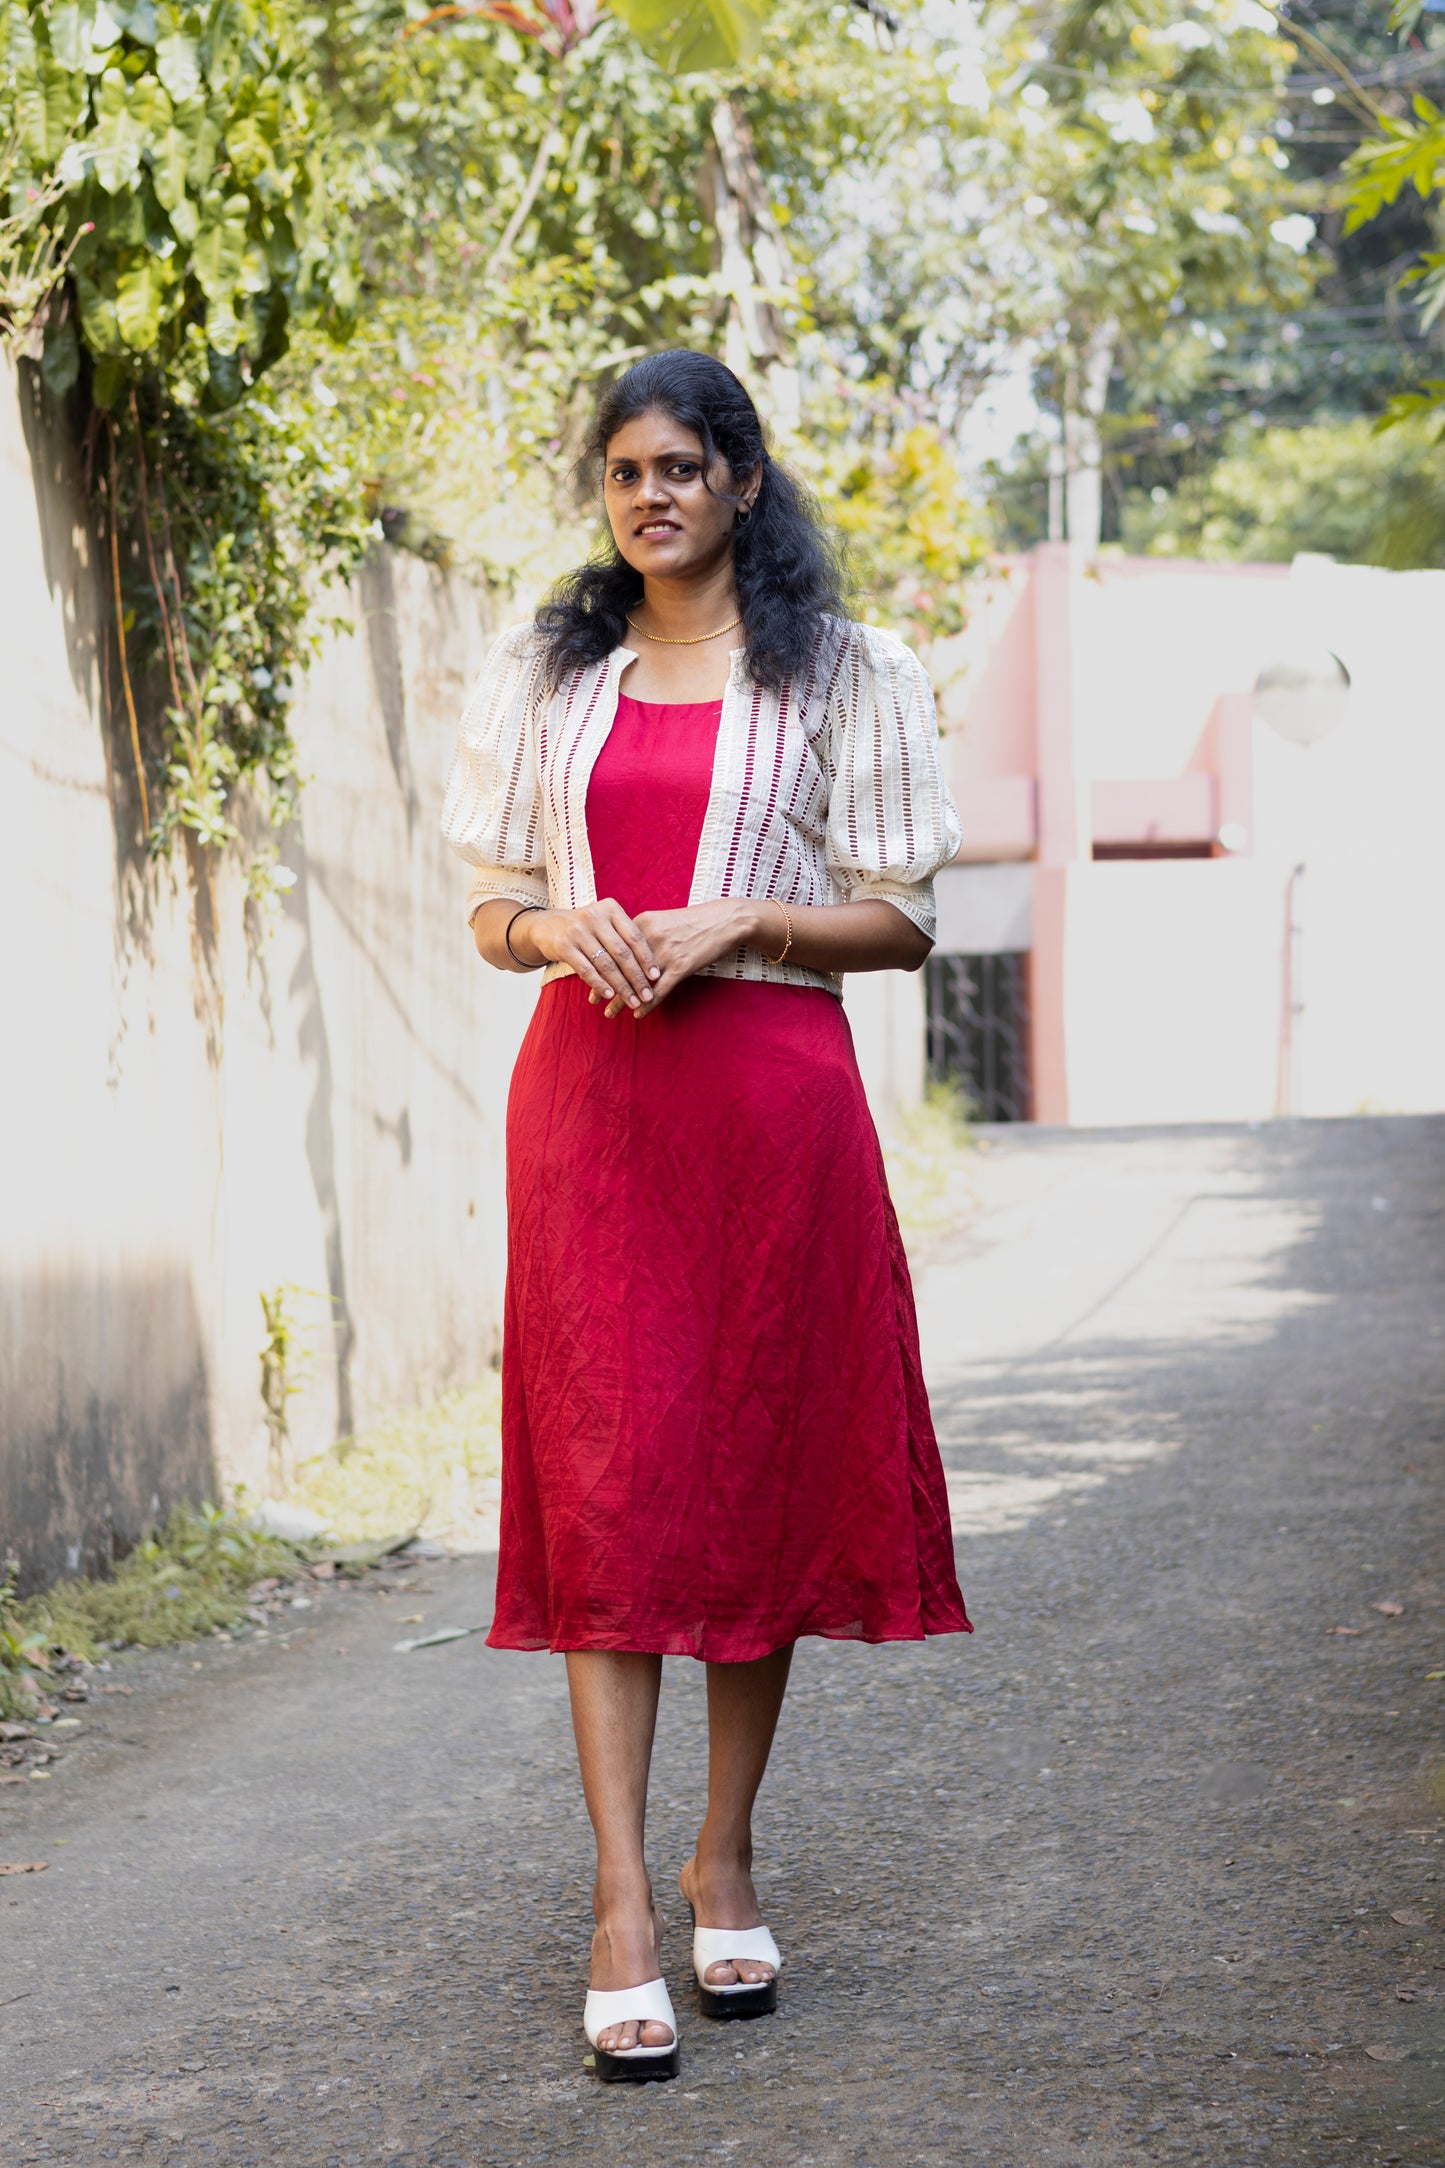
[{"left": 763, "top": 900, "right": 793, "bottom": 967}]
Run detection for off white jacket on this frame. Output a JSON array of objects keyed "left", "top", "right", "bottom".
[{"left": 439, "top": 617, "right": 962, "bottom": 997}]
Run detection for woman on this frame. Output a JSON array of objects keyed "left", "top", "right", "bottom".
[{"left": 441, "top": 349, "right": 971, "bottom": 2082}]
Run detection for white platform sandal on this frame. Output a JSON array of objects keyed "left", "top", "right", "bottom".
[
  {"left": 583, "top": 1978, "right": 680, "bottom": 2082},
  {"left": 691, "top": 1920, "right": 783, "bottom": 2020}
]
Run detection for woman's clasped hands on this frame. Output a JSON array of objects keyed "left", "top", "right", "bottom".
[{"left": 525, "top": 897, "right": 762, "bottom": 1018}]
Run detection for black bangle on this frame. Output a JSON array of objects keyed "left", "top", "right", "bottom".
[{"left": 504, "top": 903, "right": 545, "bottom": 969}]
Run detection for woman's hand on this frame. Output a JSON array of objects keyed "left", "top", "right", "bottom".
[
  {"left": 621, "top": 900, "right": 762, "bottom": 1019},
  {"left": 476, "top": 892, "right": 929, "bottom": 1014},
  {"left": 476, "top": 897, "right": 661, "bottom": 1010}
]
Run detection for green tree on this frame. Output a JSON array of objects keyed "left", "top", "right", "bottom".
[
  {"left": 1121, "top": 411, "right": 1445, "bottom": 561},
  {"left": 1340, "top": 0, "right": 1445, "bottom": 426},
  {"left": 990, "top": 0, "right": 1313, "bottom": 548}
]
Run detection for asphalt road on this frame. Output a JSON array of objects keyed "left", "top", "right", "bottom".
[{"left": 3, "top": 1116, "right": 1444, "bottom": 2167}]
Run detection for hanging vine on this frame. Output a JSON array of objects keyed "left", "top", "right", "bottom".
[{"left": 1, "top": 0, "right": 371, "bottom": 874}]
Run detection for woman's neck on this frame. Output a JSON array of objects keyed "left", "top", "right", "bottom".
[
  {"left": 620, "top": 565, "right": 744, "bottom": 703},
  {"left": 631, "top": 562, "right": 740, "bottom": 642}
]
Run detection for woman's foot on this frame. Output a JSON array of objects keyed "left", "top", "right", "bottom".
[
  {"left": 679, "top": 1852, "right": 777, "bottom": 1989},
  {"left": 590, "top": 1877, "right": 674, "bottom": 2054}
]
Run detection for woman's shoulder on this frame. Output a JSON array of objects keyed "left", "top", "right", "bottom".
[
  {"left": 819, "top": 616, "right": 929, "bottom": 686},
  {"left": 485, "top": 618, "right": 546, "bottom": 668}
]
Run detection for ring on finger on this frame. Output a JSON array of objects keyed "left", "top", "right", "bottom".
[{"left": 590, "top": 946, "right": 606, "bottom": 963}]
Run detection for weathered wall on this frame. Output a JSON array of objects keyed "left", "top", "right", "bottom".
[
  {"left": 0, "top": 360, "right": 923, "bottom": 1588},
  {"left": 0, "top": 359, "right": 540, "bottom": 1587}
]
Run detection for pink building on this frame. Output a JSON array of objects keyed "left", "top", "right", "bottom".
[{"left": 916, "top": 544, "right": 1445, "bottom": 1126}]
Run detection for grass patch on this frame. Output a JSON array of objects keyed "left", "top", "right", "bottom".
[
  {"left": 884, "top": 1080, "right": 977, "bottom": 1258},
  {"left": 0, "top": 1507, "right": 306, "bottom": 1717},
  {"left": 283, "top": 1377, "right": 503, "bottom": 1547},
  {"left": 0, "top": 1380, "right": 504, "bottom": 1718}
]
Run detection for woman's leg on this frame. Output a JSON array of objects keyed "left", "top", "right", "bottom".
[
  {"left": 565, "top": 1649, "right": 672, "bottom": 2051},
  {"left": 680, "top": 1643, "right": 794, "bottom": 1986}
]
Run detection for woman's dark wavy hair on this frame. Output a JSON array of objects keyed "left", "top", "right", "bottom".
[{"left": 534, "top": 349, "right": 850, "bottom": 693}]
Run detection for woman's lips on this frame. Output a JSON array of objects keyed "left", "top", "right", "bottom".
[{"left": 636, "top": 521, "right": 680, "bottom": 536}]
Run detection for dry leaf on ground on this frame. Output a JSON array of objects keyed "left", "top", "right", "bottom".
[
  {"left": 1370, "top": 1599, "right": 1405, "bottom": 1617},
  {"left": 1390, "top": 1909, "right": 1428, "bottom": 1927},
  {"left": 1364, "top": 2043, "right": 1409, "bottom": 2063},
  {"left": 1325, "top": 1626, "right": 1362, "bottom": 1636},
  {"left": 1394, "top": 1986, "right": 1417, "bottom": 2001},
  {"left": 0, "top": 1861, "right": 48, "bottom": 1875}
]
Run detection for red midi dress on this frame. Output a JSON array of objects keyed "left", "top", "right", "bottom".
[{"left": 489, "top": 691, "right": 971, "bottom": 1662}]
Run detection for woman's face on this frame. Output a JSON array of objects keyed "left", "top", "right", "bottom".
[{"left": 603, "top": 408, "right": 757, "bottom": 582}]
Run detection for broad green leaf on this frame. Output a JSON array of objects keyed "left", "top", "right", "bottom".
[
  {"left": 226, "top": 114, "right": 273, "bottom": 184},
  {"left": 193, "top": 191, "right": 250, "bottom": 302},
  {"left": 116, "top": 0, "right": 158, "bottom": 42},
  {"left": 205, "top": 345, "right": 244, "bottom": 406},
  {"left": 41, "top": 315, "right": 81, "bottom": 398},
  {"left": 116, "top": 256, "right": 165, "bottom": 348},
  {"left": 88, "top": 0, "right": 126, "bottom": 51},
  {"left": 239, "top": 241, "right": 271, "bottom": 294},
  {"left": 151, "top": 121, "right": 192, "bottom": 207},
  {"left": 157, "top": 28, "right": 201, "bottom": 98},
  {"left": 48, "top": 2, "right": 97, "bottom": 71},
  {"left": 91, "top": 352, "right": 127, "bottom": 408},
  {"left": 94, "top": 186, "right": 146, "bottom": 248},
  {"left": 609, "top": 0, "right": 770, "bottom": 74},
  {"left": 263, "top": 209, "right": 296, "bottom": 280},
  {"left": 73, "top": 267, "right": 123, "bottom": 353},
  {"left": 169, "top": 191, "right": 199, "bottom": 242},
  {"left": 90, "top": 66, "right": 147, "bottom": 192},
  {"left": 29, "top": 54, "right": 88, "bottom": 159},
  {"left": 3, "top": 3, "right": 39, "bottom": 74},
  {"left": 205, "top": 292, "right": 243, "bottom": 351},
  {"left": 182, "top": 94, "right": 225, "bottom": 189}
]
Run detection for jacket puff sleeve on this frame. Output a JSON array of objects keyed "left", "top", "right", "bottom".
[
  {"left": 440, "top": 624, "right": 552, "bottom": 924},
  {"left": 824, "top": 625, "right": 963, "bottom": 943}
]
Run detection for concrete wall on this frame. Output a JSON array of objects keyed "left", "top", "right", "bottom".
[
  {"left": 0, "top": 359, "right": 923, "bottom": 1585},
  {"left": 0, "top": 359, "right": 542, "bottom": 1587}
]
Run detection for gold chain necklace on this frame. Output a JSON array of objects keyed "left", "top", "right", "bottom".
[{"left": 625, "top": 612, "right": 742, "bottom": 646}]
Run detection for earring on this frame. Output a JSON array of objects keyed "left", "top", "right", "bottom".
[{"left": 736, "top": 505, "right": 753, "bottom": 529}]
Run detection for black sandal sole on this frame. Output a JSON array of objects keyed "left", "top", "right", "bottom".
[
  {"left": 698, "top": 1978, "right": 778, "bottom": 2020},
  {"left": 592, "top": 2044, "right": 680, "bottom": 2083}
]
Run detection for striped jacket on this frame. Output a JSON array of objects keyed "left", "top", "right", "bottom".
[{"left": 439, "top": 618, "right": 962, "bottom": 996}]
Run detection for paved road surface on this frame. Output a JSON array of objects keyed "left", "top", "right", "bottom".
[{"left": 4, "top": 1117, "right": 1444, "bottom": 2166}]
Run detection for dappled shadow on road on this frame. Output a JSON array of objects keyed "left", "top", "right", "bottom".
[
  {"left": 927, "top": 1116, "right": 1443, "bottom": 1551},
  {"left": 3, "top": 1119, "right": 1442, "bottom": 2168}
]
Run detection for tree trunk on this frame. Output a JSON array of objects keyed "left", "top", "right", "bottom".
[
  {"left": 1062, "top": 317, "right": 1116, "bottom": 552},
  {"left": 701, "top": 98, "right": 800, "bottom": 431}
]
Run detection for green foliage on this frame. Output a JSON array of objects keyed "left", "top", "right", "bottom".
[
  {"left": 0, "top": 1, "right": 373, "bottom": 868},
  {"left": 0, "top": 127, "right": 84, "bottom": 336},
  {"left": 1, "top": 0, "right": 352, "bottom": 406},
  {"left": 883, "top": 1079, "right": 975, "bottom": 1260},
  {"left": 810, "top": 410, "right": 988, "bottom": 641},
  {"left": 1342, "top": 98, "right": 1445, "bottom": 341},
  {"left": 1120, "top": 415, "right": 1445, "bottom": 567},
  {"left": 1343, "top": 95, "right": 1445, "bottom": 236},
  {"left": 112, "top": 380, "right": 372, "bottom": 856},
  {"left": 1, "top": 1506, "right": 306, "bottom": 1686},
  {"left": 1338, "top": 8, "right": 1445, "bottom": 422},
  {"left": 286, "top": 1377, "right": 504, "bottom": 1544},
  {"left": 0, "top": 1561, "right": 55, "bottom": 1719},
  {"left": 610, "top": 0, "right": 768, "bottom": 73},
  {"left": 0, "top": 0, "right": 1341, "bottom": 869}
]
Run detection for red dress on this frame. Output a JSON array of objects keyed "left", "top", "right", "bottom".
[{"left": 489, "top": 693, "right": 971, "bottom": 1661}]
